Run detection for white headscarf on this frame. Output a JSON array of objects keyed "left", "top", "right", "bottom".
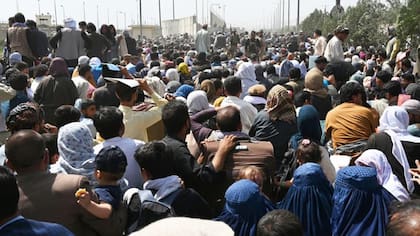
[
  {"left": 64, "top": 18, "right": 77, "bottom": 30},
  {"left": 378, "top": 106, "right": 420, "bottom": 193},
  {"left": 166, "top": 68, "right": 179, "bottom": 82},
  {"left": 187, "top": 90, "right": 209, "bottom": 115},
  {"left": 234, "top": 62, "right": 257, "bottom": 99},
  {"left": 356, "top": 149, "right": 410, "bottom": 202}
]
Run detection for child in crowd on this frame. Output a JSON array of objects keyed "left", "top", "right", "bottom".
[
  {"left": 296, "top": 139, "right": 322, "bottom": 165},
  {"left": 7, "top": 72, "right": 31, "bottom": 117},
  {"left": 76, "top": 145, "right": 127, "bottom": 219},
  {"left": 75, "top": 98, "right": 97, "bottom": 137}
]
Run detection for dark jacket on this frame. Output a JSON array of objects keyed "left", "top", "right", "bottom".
[
  {"left": 87, "top": 32, "right": 111, "bottom": 61},
  {"left": 27, "top": 29, "right": 49, "bottom": 58},
  {"left": 125, "top": 36, "right": 137, "bottom": 56}
]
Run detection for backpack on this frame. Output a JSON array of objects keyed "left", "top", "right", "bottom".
[{"left": 123, "top": 188, "right": 181, "bottom": 234}]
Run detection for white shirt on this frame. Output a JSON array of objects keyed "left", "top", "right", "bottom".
[
  {"left": 94, "top": 137, "right": 145, "bottom": 189},
  {"left": 221, "top": 96, "right": 257, "bottom": 134},
  {"left": 72, "top": 76, "right": 90, "bottom": 99},
  {"left": 195, "top": 29, "right": 210, "bottom": 54},
  {"left": 314, "top": 36, "right": 327, "bottom": 56},
  {"left": 324, "top": 36, "right": 344, "bottom": 63}
]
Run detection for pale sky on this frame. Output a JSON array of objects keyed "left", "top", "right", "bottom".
[{"left": 5, "top": 0, "right": 386, "bottom": 30}]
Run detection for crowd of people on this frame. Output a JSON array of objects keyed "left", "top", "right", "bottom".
[{"left": 0, "top": 11, "right": 420, "bottom": 236}]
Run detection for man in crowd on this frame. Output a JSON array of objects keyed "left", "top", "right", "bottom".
[
  {"left": 221, "top": 76, "right": 257, "bottom": 134},
  {"left": 196, "top": 24, "right": 210, "bottom": 54},
  {"left": 86, "top": 23, "right": 111, "bottom": 61},
  {"left": 7, "top": 13, "right": 35, "bottom": 65},
  {"left": 50, "top": 18, "right": 88, "bottom": 67},
  {"left": 312, "top": 29, "right": 327, "bottom": 56},
  {"left": 325, "top": 82, "right": 378, "bottom": 154},
  {"left": 25, "top": 20, "right": 49, "bottom": 60},
  {"left": 5, "top": 130, "right": 122, "bottom": 236},
  {"left": 0, "top": 166, "right": 73, "bottom": 235},
  {"left": 324, "top": 26, "right": 349, "bottom": 63}
]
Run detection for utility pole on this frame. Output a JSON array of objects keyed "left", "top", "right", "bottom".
[
  {"left": 195, "top": 0, "right": 198, "bottom": 22},
  {"left": 282, "top": 0, "right": 285, "bottom": 31},
  {"left": 83, "top": 1, "right": 86, "bottom": 21},
  {"left": 38, "top": 0, "right": 41, "bottom": 15},
  {"left": 158, "top": 0, "right": 162, "bottom": 35},
  {"left": 297, "top": 0, "right": 300, "bottom": 32},
  {"left": 287, "top": 0, "right": 290, "bottom": 31},
  {"left": 172, "top": 0, "right": 175, "bottom": 20},
  {"left": 139, "top": 0, "right": 143, "bottom": 38},
  {"left": 54, "top": 0, "right": 58, "bottom": 26},
  {"left": 96, "top": 5, "right": 99, "bottom": 28}
]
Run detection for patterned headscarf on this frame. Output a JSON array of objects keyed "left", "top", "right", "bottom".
[
  {"left": 265, "top": 85, "right": 296, "bottom": 123},
  {"left": 56, "top": 122, "right": 95, "bottom": 182}
]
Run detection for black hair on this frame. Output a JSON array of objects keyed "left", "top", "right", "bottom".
[
  {"left": 79, "top": 21, "right": 87, "bottom": 27},
  {"left": 339, "top": 82, "right": 364, "bottom": 103},
  {"left": 212, "top": 78, "right": 223, "bottom": 91},
  {"left": 175, "top": 57, "right": 184, "bottom": 66},
  {"left": 257, "top": 209, "right": 304, "bottom": 236},
  {"left": 266, "top": 65, "right": 276, "bottom": 75},
  {"left": 387, "top": 200, "right": 420, "bottom": 236},
  {"left": 115, "top": 83, "right": 137, "bottom": 102},
  {"left": 377, "top": 49, "right": 387, "bottom": 59},
  {"left": 294, "top": 90, "right": 312, "bottom": 107},
  {"left": 134, "top": 141, "right": 175, "bottom": 179},
  {"left": 376, "top": 70, "right": 392, "bottom": 83},
  {"left": 54, "top": 105, "right": 81, "bottom": 128},
  {"left": 78, "top": 64, "right": 92, "bottom": 77},
  {"left": 93, "top": 106, "right": 123, "bottom": 139},
  {"left": 314, "top": 29, "right": 322, "bottom": 36},
  {"left": 315, "top": 56, "right": 328, "bottom": 64},
  {"left": 9, "top": 72, "right": 28, "bottom": 91},
  {"left": 87, "top": 22, "right": 96, "bottom": 32},
  {"left": 150, "top": 53, "right": 159, "bottom": 61},
  {"left": 34, "top": 64, "right": 49, "bottom": 77},
  {"left": 5, "top": 130, "right": 46, "bottom": 169},
  {"left": 0, "top": 166, "right": 19, "bottom": 220},
  {"left": 216, "top": 106, "right": 241, "bottom": 132},
  {"left": 14, "top": 13, "right": 25, "bottom": 23},
  {"left": 383, "top": 81, "right": 402, "bottom": 97},
  {"left": 296, "top": 140, "right": 321, "bottom": 163},
  {"left": 42, "top": 133, "right": 58, "bottom": 164},
  {"left": 401, "top": 58, "right": 412, "bottom": 69},
  {"left": 289, "top": 68, "right": 301, "bottom": 81},
  {"left": 223, "top": 76, "right": 242, "bottom": 96},
  {"left": 401, "top": 73, "right": 415, "bottom": 83},
  {"left": 81, "top": 99, "right": 96, "bottom": 111},
  {"left": 6, "top": 103, "right": 44, "bottom": 134},
  {"left": 25, "top": 19, "right": 36, "bottom": 29},
  {"left": 14, "top": 61, "right": 28, "bottom": 72},
  {"left": 162, "top": 100, "right": 189, "bottom": 135}
]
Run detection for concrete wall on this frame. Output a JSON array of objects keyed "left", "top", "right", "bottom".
[
  {"left": 129, "top": 25, "right": 161, "bottom": 40},
  {"left": 162, "top": 16, "right": 198, "bottom": 37}
]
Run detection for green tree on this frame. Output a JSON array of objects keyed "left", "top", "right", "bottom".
[
  {"left": 300, "top": 9, "right": 339, "bottom": 37},
  {"left": 397, "top": 0, "right": 420, "bottom": 49}
]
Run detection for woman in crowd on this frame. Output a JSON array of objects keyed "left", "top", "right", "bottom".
[
  {"left": 304, "top": 68, "right": 332, "bottom": 120},
  {"left": 187, "top": 90, "right": 210, "bottom": 116},
  {"left": 34, "top": 57, "right": 78, "bottom": 125},
  {"left": 234, "top": 62, "right": 257, "bottom": 99},
  {"left": 355, "top": 149, "right": 410, "bottom": 201},
  {"left": 331, "top": 166, "right": 395, "bottom": 236},
  {"left": 52, "top": 122, "right": 96, "bottom": 183},
  {"left": 278, "top": 162, "right": 333, "bottom": 236},
  {"left": 367, "top": 106, "right": 420, "bottom": 195},
  {"left": 249, "top": 85, "right": 297, "bottom": 163},
  {"left": 215, "top": 179, "right": 274, "bottom": 236}
]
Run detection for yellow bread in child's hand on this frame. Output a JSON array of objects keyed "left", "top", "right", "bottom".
[{"left": 75, "top": 188, "right": 88, "bottom": 198}]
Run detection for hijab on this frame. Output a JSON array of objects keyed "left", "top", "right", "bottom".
[
  {"left": 304, "top": 68, "right": 328, "bottom": 98},
  {"left": 174, "top": 85, "right": 195, "bottom": 99},
  {"left": 215, "top": 180, "right": 274, "bottom": 236},
  {"left": 378, "top": 106, "right": 420, "bottom": 193},
  {"left": 278, "top": 163, "right": 333, "bottom": 236},
  {"left": 235, "top": 62, "right": 257, "bottom": 99},
  {"left": 55, "top": 122, "right": 95, "bottom": 182},
  {"left": 355, "top": 149, "right": 410, "bottom": 202},
  {"left": 290, "top": 105, "right": 322, "bottom": 149},
  {"left": 332, "top": 166, "right": 395, "bottom": 236},
  {"left": 187, "top": 90, "right": 209, "bottom": 115},
  {"left": 178, "top": 63, "right": 190, "bottom": 76},
  {"left": 49, "top": 57, "right": 69, "bottom": 77},
  {"left": 166, "top": 68, "right": 180, "bottom": 82},
  {"left": 265, "top": 85, "right": 296, "bottom": 123}
]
